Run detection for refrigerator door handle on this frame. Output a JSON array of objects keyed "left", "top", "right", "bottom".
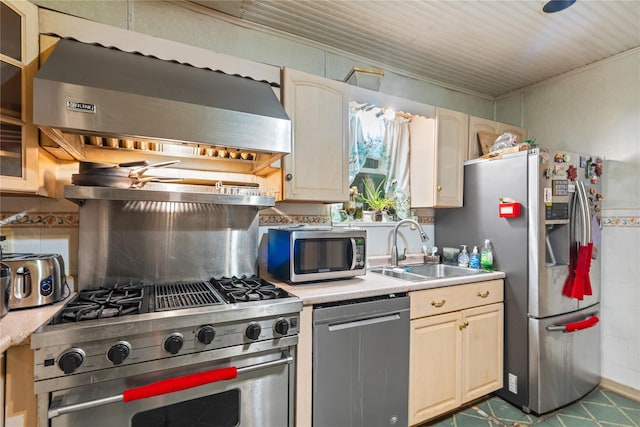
[
  {"left": 546, "top": 314, "right": 599, "bottom": 332},
  {"left": 576, "top": 181, "right": 591, "bottom": 244}
]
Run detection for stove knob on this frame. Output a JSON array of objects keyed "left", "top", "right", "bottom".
[
  {"left": 197, "top": 325, "right": 216, "bottom": 345},
  {"left": 245, "top": 322, "right": 261, "bottom": 341},
  {"left": 107, "top": 341, "right": 131, "bottom": 365},
  {"left": 58, "top": 348, "right": 86, "bottom": 374},
  {"left": 274, "top": 318, "right": 290, "bottom": 336},
  {"left": 164, "top": 333, "right": 184, "bottom": 354}
]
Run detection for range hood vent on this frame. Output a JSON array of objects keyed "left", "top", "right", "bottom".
[{"left": 33, "top": 39, "right": 290, "bottom": 172}]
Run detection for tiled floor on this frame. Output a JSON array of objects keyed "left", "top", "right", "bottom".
[{"left": 426, "top": 388, "right": 640, "bottom": 427}]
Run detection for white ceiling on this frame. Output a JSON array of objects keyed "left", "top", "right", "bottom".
[{"left": 188, "top": 0, "right": 640, "bottom": 97}]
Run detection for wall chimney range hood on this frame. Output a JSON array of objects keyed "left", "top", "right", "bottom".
[{"left": 33, "top": 39, "right": 291, "bottom": 173}]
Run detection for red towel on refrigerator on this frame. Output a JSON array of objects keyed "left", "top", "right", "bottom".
[
  {"left": 562, "top": 243, "right": 578, "bottom": 298},
  {"left": 570, "top": 243, "right": 594, "bottom": 300}
]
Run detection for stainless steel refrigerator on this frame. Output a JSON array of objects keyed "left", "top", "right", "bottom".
[{"left": 435, "top": 148, "right": 603, "bottom": 415}]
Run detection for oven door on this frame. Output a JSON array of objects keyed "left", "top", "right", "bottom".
[{"left": 40, "top": 347, "right": 294, "bottom": 427}]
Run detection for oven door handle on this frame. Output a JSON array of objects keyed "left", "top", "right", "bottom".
[{"left": 47, "top": 352, "right": 294, "bottom": 419}]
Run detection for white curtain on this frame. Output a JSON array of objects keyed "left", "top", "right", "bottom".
[
  {"left": 348, "top": 104, "right": 412, "bottom": 219},
  {"left": 348, "top": 106, "right": 386, "bottom": 184},
  {"left": 381, "top": 115, "right": 411, "bottom": 219}
]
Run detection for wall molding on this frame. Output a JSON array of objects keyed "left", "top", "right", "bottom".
[
  {"left": 259, "top": 214, "right": 331, "bottom": 226},
  {"left": 0, "top": 210, "right": 625, "bottom": 228},
  {"left": 600, "top": 378, "right": 640, "bottom": 403},
  {"left": 600, "top": 216, "right": 640, "bottom": 227},
  {"left": 0, "top": 212, "right": 79, "bottom": 227}
]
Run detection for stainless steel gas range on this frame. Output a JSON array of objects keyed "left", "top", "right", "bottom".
[
  {"left": 32, "top": 276, "right": 301, "bottom": 427},
  {"left": 31, "top": 185, "right": 302, "bottom": 427}
]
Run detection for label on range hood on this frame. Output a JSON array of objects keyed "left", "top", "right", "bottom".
[{"left": 66, "top": 100, "right": 96, "bottom": 114}]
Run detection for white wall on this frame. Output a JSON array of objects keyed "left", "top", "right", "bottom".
[{"left": 497, "top": 50, "right": 640, "bottom": 392}]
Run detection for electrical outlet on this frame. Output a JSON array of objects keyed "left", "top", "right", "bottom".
[{"left": 0, "top": 230, "right": 13, "bottom": 253}]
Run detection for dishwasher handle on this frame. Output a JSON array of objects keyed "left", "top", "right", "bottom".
[{"left": 328, "top": 313, "right": 401, "bottom": 332}]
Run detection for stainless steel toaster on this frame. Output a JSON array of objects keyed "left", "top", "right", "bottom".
[{"left": 2, "top": 253, "right": 66, "bottom": 309}]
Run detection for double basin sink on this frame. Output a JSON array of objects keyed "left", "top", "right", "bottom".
[{"left": 369, "top": 263, "right": 487, "bottom": 282}]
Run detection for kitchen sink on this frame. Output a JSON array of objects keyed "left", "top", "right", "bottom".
[
  {"left": 404, "top": 264, "right": 486, "bottom": 278},
  {"left": 369, "top": 264, "right": 487, "bottom": 281},
  {"left": 368, "top": 267, "right": 427, "bottom": 282}
]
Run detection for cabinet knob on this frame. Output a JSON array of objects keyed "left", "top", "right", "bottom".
[
  {"left": 431, "top": 299, "right": 446, "bottom": 308},
  {"left": 477, "top": 291, "right": 490, "bottom": 298},
  {"left": 286, "top": 173, "right": 293, "bottom": 181},
  {"left": 459, "top": 320, "right": 470, "bottom": 331},
  {"left": 437, "top": 185, "right": 442, "bottom": 192}
]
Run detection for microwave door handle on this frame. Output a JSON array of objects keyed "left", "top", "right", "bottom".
[{"left": 350, "top": 238, "right": 357, "bottom": 270}]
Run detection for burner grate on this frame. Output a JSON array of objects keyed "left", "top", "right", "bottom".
[
  {"left": 59, "top": 283, "right": 145, "bottom": 323},
  {"left": 154, "top": 281, "right": 224, "bottom": 311},
  {"left": 211, "top": 276, "right": 289, "bottom": 303}
]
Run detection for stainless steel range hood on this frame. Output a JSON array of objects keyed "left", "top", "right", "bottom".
[{"left": 33, "top": 39, "right": 290, "bottom": 172}]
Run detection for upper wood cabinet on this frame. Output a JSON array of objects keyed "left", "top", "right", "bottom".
[
  {"left": 0, "top": 0, "right": 40, "bottom": 193},
  {"left": 467, "top": 116, "right": 527, "bottom": 160},
  {"left": 409, "top": 107, "right": 468, "bottom": 208},
  {"left": 281, "top": 68, "right": 350, "bottom": 202}
]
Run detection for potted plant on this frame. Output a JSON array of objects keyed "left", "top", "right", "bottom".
[{"left": 360, "top": 177, "right": 395, "bottom": 221}]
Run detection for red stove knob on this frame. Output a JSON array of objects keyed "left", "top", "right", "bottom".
[
  {"left": 164, "top": 333, "right": 184, "bottom": 354},
  {"left": 107, "top": 341, "right": 131, "bottom": 365},
  {"left": 197, "top": 325, "right": 216, "bottom": 345},
  {"left": 58, "top": 348, "right": 85, "bottom": 374},
  {"left": 245, "top": 322, "right": 261, "bottom": 340},
  {"left": 274, "top": 318, "right": 290, "bottom": 335}
]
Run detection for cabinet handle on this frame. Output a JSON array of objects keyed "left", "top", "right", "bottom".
[
  {"left": 285, "top": 173, "right": 293, "bottom": 181},
  {"left": 459, "top": 320, "right": 469, "bottom": 331},
  {"left": 431, "top": 299, "right": 446, "bottom": 308},
  {"left": 437, "top": 185, "right": 442, "bottom": 192},
  {"left": 477, "top": 290, "right": 490, "bottom": 298}
]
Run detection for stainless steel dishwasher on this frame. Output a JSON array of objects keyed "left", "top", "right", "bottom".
[{"left": 312, "top": 293, "right": 410, "bottom": 427}]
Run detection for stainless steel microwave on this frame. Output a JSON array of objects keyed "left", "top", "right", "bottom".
[{"left": 267, "top": 227, "right": 366, "bottom": 283}]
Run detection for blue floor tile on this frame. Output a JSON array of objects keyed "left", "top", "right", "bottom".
[{"left": 421, "top": 387, "right": 640, "bottom": 427}]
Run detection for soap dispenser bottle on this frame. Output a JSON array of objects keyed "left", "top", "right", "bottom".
[
  {"left": 458, "top": 245, "right": 469, "bottom": 268},
  {"left": 469, "top": 246, "right": 480, "bottom": 269},
  {"left": 481, "top": 239, "right": 494, "bottom": 271}
]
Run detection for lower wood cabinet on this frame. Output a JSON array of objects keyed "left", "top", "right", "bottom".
[{"left": 408, "top": 280, "right": 504, "bottom": 425}]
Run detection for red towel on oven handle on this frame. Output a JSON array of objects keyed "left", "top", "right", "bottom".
[
  {"left": 564, "top": 315, "right": 599, "bottom": 332},
  {"left": 123, "top": 366, "right": 238, "bottom": 402}
]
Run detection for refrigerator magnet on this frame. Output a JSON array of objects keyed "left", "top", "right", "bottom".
[{"left": 544, "top": 188, "right": 553, "bottom": 205}]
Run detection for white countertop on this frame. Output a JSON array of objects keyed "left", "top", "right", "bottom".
[
  {"left": 0, "top": 266, "right": 505, "bottom": 353},
  {"left": 264, "top": 268, "right": 505, "bottom": 305},
  {"left": 0, "top": 292, "right": 74, "bottom": 353}
]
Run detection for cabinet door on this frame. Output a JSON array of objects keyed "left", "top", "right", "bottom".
[
  {"left": 409, "top": 311, "right": 461, "bottom": 425},
  {"left": 281, "top": 68, "right": 349, "bottom": 202},
  {"left": 434, "top": 107, "right": 468, "bottom": 207},
  {"left": 461, "top": 303, "right": 504, "bottom": 403},
  {"left": 0, "top": 0, "right": 39, "bottom": 193}
]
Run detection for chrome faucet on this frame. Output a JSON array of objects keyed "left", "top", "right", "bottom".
[{"left": 391, "top": 219, "right": 429, "bottom": 267}]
